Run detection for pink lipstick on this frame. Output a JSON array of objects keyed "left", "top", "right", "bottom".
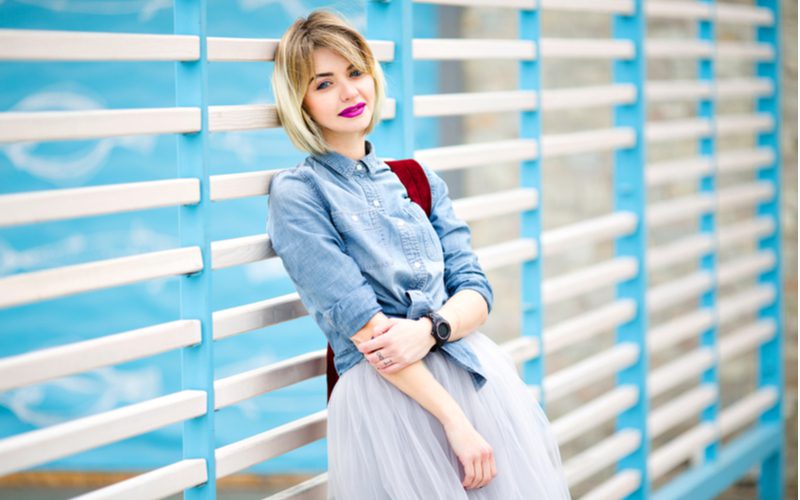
[{"left": 339, "top": 102, "right": 366, "bottom": 118}]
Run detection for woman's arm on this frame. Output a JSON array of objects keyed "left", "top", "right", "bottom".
[{"left": 423, "top": 288, "right": 488, "bottom": 344}]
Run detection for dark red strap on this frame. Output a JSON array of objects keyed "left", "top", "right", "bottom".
[{"left": 326, "top": 158, "right": 431, "bottom": 404}]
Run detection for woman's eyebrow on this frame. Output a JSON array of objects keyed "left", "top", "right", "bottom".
[{"left": 310, "top": 64, "right": 355, "bottom": 83}]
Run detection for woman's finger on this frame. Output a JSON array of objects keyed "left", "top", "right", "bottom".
[
  {"left": 461, "top": 458, "right": 475, "bottom": 489},
  {"left": 470, "top": 456, "right": 484, "bottom": 489}
]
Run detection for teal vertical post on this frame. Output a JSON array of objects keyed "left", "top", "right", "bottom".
[
  {"left": 518, "top": 3, "right": 544, "bottom": 405},
  {"left": 698, "top": 0, "right": 720, "bottom": 464},
  {"left": 755, "top": 1, "right": 785, "bottom": 498},
  {"left": 366, "top": 0, "right": 415, "bottom": 159},
  {"left": 175, "top": 0, "right": 216, "bottom": 498},
  {"left": 612, "top": 2, "right": 650, "bottom": 498}
]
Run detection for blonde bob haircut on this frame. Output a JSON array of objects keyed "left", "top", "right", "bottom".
[{"left": 272, "top": 9, "right": 387, "bottom": 156}]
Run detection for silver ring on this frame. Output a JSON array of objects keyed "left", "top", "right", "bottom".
[{"left": 376, "top": 351, "right": 385, "bottom": 361}]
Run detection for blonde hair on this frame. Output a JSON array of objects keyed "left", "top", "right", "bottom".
[{"left": 272, "top": 9, "right": 387, "bottom": 156}]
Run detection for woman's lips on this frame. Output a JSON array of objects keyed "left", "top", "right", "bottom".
[{"left": 339, "top": 102, "right": 366, "bottom": 117}]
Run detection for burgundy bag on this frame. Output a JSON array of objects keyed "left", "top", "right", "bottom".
[{"left": 326, "top": 158, "right": 431, "bottom": 403}]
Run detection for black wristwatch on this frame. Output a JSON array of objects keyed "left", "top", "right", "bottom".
[{"left": 423, "top": 311, "right": 451, "bottom": 352}]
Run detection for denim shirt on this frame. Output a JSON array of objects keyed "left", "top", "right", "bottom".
[{"left": 267, "top": 140, "right": 494, "bottom": 391}]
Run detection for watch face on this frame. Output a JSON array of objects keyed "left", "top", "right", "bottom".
[{"left": 435, "top": 322, "right": 450, "bottom": 339}]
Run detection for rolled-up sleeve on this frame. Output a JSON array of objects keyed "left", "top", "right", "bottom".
[
  {"left": 420, "top": 163, "right": 494, "bottom": 315},
  {"left": 267, "top": 169, "right": 382, "bottom": 339}
]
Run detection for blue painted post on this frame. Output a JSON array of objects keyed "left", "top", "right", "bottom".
[
  {"left": 366, "top": 0, "right": 415, "bottom": 159},
  {"left": 697, "top": 0, "right": 720, "bottom": 464},
  {"left": 518, "top": 4, "right": 545, "bottom": 405},
  {"left": 755, "top": 1, "right": 785, "bottom": 498},
  {"left": 612, "top": 2, "right": 650, "bottom": 498},
  {"left": 174, "top": 0, "right": 216, "bottom": 498}
]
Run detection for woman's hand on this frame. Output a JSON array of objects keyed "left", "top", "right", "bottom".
[
  {"left": 355, "top": 317, "right": 434, "bottom": 374},
  {"left": 443, "top": 418, "right": 497, "bottom": 490}
]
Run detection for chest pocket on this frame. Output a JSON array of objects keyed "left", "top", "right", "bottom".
[
  {"left": 330, "top": 208, "right": 391, "bottom": 270},
  {"left": 404, "top": 202, "right": 444, "bottom": 262}
]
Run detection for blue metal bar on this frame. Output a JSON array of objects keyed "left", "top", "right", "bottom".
[
  {"left": 518, "top": 0, "right": 544, "bottom": 406},
  {"left": 755, "top": 1, "right": 785, "bottom": 498},
  {"left": 174, "top": 0, "right": 216, "bottom": 498},
  {"left": 366, "top": 0, "right": 415, "bottom": 158},
  {"left": 697, "top": 0, "right": 720, "bottom": 464},
  {"left": 612, "top": 2, "right": 650, "bottom": 498}
]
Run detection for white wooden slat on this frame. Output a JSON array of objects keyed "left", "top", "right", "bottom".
[
  {"left": 0, "top": 246, "right": 203, "bottom": 309},
  {"left": 414, "top": 139, "right": 537, "bottom": 171},
  {"left": 564, "top": 429, "right": 641, "bottom": 487},
  {"left": 647, "top": 271, "right": 713, "bottom": 314},
  {"left": 73, "top": 459, "right": 207, "bottom": 500},
  {"left": 213, "top": 293, "right": 308, "bottom": 341},
  {"left": 0, "top": 320, "right": 200, "bottom": 392},
  {"left": 414, "top": 91, "right": 536, "bottom": 117},
  {"left": 646, "top": 40, "right": 713, "bottom": 59},
  {"left": 719, "top": 388, "right": 778, "bottom": 437},
  {"left": 717, "top": 42, "right": 775, "bottom": 61},
  {"left": 647, "top": 80, "right": 711, "bottom": 102},
  {"left": 717, "top": 182, "right": 774, "bottom": 210},
  {"left": 542, "top": 127, "right": 636, "bottom": 157},
  {"left": 501, "top": 336, "right": 539, "bottom": 365},
  {"left": 552, "top": 386, "right": 638, "bottom": 445},
  {"left": 648, "top": 422, "right": 716, "bottom": 481},
  {"left": 544, "top": 300, "right": 636, "bottom": 355},
  {"left": 207, "top": 37, "right": 394, "bottom": 63},
  {"left": 646, "top": 117, "right": 711, "bottom": 142},
  {"left": 210, "top": 169, "right": 279, "bottom": 201},
  {"left": 0, "top": 108, "right": 200, "bottom": 143},
  {"left": 0, "top": 29, "right": 198, "bottom": 61},
  {"left": 717, "top": 113, "right": 775, "bottom": 136},
  {"left": 719, "top": 319, "right": 776, "bottom": 361},
  {"left": 647, "top": 193, "right": 714, "bottom": 227},
  {"left": 0, "top": 390, "right": 206, "bottom": 476},
  {"left": 214, "top": 350, "right": 325, "bottom": 410},
  {"left": 717, "top": 251, "right": 776, "bottom": 287},
  {"left": 717, "top": 148, "right": 775, "bottom": 173},
  {"left": 718, "top": 285, "right": 775, "bottom": 326},
  {"left": 718, "top": 217, "right": 775, "bottom": 248},
  {"left": 211, "top": 234, "right": 276, "bottom": 270},
  {"left": 716, "top": 78, "right": 774, "bottom": 99},
  {"left": 542, "top": 38, "right": 635, "bottom": 59},
  {"left": 646, "top": 156, "right": 712, "bottom": 186},
  {"left": 414, "top": 0, "right": 534, "bottom": 7},
  {"left": 542, "top": 84, "right": 636, "bottom": 110},
  {"left": 647, "top": 233, "right": 714, "bottom": 271},
  {"left": 540, "top": 0, "right": 633, "bottom": 14},
  {"left": 545, "top": 343, "right": 640, "bottom": 402},
  {"left": 578, "top": 470, "right": 641, "bottom": 500},
  {"left": 452, "top": 188, "right": 538, "bottom": 222},
  {"left": 474, "top": 238, "right": 538, "bottom": 271},
  {"left": 542, "top": 257, "right": 638, "bottom": 305},
  {"left": 648, "top": 348, "right": 714, "bottom": 399},
  {"left": 648, "top": 385, "right": 717, "bottom": 439},
  {"left": 0, "top": 179, "right": 200, "bottom": 227},
  {"left": 207, "top": 99, "right": 396, "bottom": 132},
  {"left": 715, "top": 4, "right": 775, "bottom": 26},
  {"left": 413, "top": 38, "right": 536, "bottom": 60},
  {"left": 646, "top": 0, "right": 711, "bottom": 21},
  {"left": 263, "top": 472, "right": 329, "bottom": 500},
  {"left": 648, "top": 309, "right": 714, "bottom": 353},
  {"left": 542, "top": 212, "right": 637, "bottom": 256},
  {"left": 216, "top": 410, "right": 327, "bottom": 479}
]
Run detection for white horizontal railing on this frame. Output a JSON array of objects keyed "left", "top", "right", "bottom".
[{"left": 72, "top": 459, "right": 208, "bottom": 500}]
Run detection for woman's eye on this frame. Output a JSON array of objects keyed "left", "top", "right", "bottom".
[
  {"left": 351, "top": 69, "right": 362, "bottom": 77},
  {"left": 317, "top": 81, "right": 330, "bottom": 90},
  {"left": 316, "top": 70, "right": 362, "bottom": 90}
]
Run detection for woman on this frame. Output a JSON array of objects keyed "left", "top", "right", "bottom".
[{"left": 268, "top": 8, "right": 571, "bottom": 499}]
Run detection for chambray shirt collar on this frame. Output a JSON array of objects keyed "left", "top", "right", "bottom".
[{"left": 311, "top": 139, "right": 383, "bottom": 177}]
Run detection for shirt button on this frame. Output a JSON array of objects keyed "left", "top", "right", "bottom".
[
  {"left": 351, "top": 215, "right": 359, "bottom": 221},
  {"left": 414, "top": 262, "right": 421, "bottom": 269},
  {"left": 397, "top": 220, "right": 405, "bottom": 227},
  {"left": 355, "top": 164, "right": 362, "bottom": 170},
  {"left": 373, "top": 200, "right": 380, "bottom": 207}
]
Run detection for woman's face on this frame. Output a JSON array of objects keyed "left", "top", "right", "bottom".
[{"left": 302, "top": 47, "right": 375, "bottom": 143}]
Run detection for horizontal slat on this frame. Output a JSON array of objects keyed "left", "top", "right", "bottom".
[
  {"left": 211, "top": 234, "right": 275, "bottom": 270},
  {"left": 718, "top": 251, "right": 776, "bottom": 287},
  {"left": 717, "top": 182, "right": 774, "bottom": 210},
  {"left": 648, "top": 421, "right": 716, "bottom": 480},
  {"left": 0, "top": 108, "right": 200, "bottom": 143},
  {"left": 263, "top": 472, "right": 329, "bottom": 500},
  {"left": 647, "top": 1, "right": 774, "bottom": 25},
  {"left": 475, "top": 238, "right": 538, "bottom": 270},
  {"left": 414, "top": 91, "right": 536, "bottom": 117},
  {"left": 542, "top": 84, "right": 636, "bottom": 110},
  {"left": 414, "top": 0, "right": 535, "bottom": 8},
  {"left": 717, "top": 148, "right": 775, "bottom": 173},
  {"left": 646, "top": 118, "right": 711, "bottom": 142},
  {"left": 647, "top": 80, "right": 711, "bottom": 102},
  {"left": 210, "top": 169, "right": 279, "bottom": 201},
  {"left": 546, "top": 343, "right": 639, "bottom": 402},
  {"left": 579, "top": 470, "right": 641, "bottom": 500},
  {"left": 719, "top": 388, "right": 778, "bottom": 437},
  {"left": 215, "top": 350, "right": 325, "bottom": 409},
  {"left": 564, "top": 429, "right": 641, "bottom": 487},
  {"left": 213, "top": 293, "right": 307, "bottom": 340},
  {"left": 207, "top": 37, "right": 393, "bottom": 63},
  {"left": 0, "top": 247, "right": 203, "bottom": 309},
  {"left": 452, "top": 188, "right": 538, "bottom": 221},
  {"left": 215, "top": 410, "right": 327, "bottom": 479},
  {"left": 648, "top": 271, "right": 713, "bottom": 314},
  {"left": 718, "top": 217, "right": 775, "bottom": 248},
  {"left": 647, "top": 233, "right": 714, "bottom": 271},
  {"left": 552, "top": 386, "right": 638, "bottom": 445},
  {"left": 0, "top": 29, "right": 198, "bottom": 61},
  {"left": 413, "top": 38, "right": 535, "bottom": 60},
  {"left": 717, "top": 113, "right": 775, "bottom": 136},
  {"left": 501, "top": 336, "right": 539, "bottom": 365},
  {"left": 540, "top": 0, "right": 633, "bottom": 14},
  {"left": 718, "top": 285, "right": 776, "bottom": 326},
  {"left": 544, "top": 300, "right": 636, "bottom": 355},
  {"left": 648, "top": 347, "right": 714, "bottom": 398},
  {"left": 0, "top": 390, "right": 206, "bottom": 476},
  {"left": 543, "top": 127, "right": 636, "bottom": 156},
  {"left": 647, "top": 40, "right": 712, "bottom": 59},
  {"left": 648, "top": 385, "right": 717, "bottom": 439},
  {"left": 716, "top": 78, "right": 774, "bottom": 99},
  {"left": 647, "top": 193, "right": 713, "bottom": 227},
  {"left": 649, "top": 309, "right": 714, "bottom": 353},
  {"left": 0, "top": 179, "right": 200, "bottom": 227},
  {"left": 542, "top": 212, "right": 637, "bottom": 256},
  {"left": 414, "top": 139, "right": 537, "bottom": 171},
  {"left": 542, "top": 257, "right": 638, "bottom": 305},
  {"left": 719, "top": 319, "right": 776, "bottom": 361},
  {"left": 715, "top": 3, "right": 775, "bottom": 25},
  {"left": 73, "top": 459, "right": 207, "bottom": 500},
  {"left": 0, "top": 320, "right": 200, "bottom": 392},
  {"left": 542, "top": 38, "right": 635, "bottom": 59},
  {"left": 647, "top": 156, "right": 712, "bottom": 186},
  {"left": 717, "top": 42, "right": 775, "bottom": 61}
]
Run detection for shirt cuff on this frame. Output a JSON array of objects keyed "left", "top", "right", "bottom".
[
  {"left": 451, "top": 282, "right": 493, "bottom": 316},
  {"left": 325, "top": 285, "right": 383, "bottom": 338}
]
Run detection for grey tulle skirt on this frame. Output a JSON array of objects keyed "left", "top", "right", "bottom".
[{"left": 326, "top": 330, "right": 571, "bottom": 499}]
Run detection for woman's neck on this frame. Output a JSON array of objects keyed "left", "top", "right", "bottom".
[{"left": 324, "top": 133, "right": 366, "bottom": 161}]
